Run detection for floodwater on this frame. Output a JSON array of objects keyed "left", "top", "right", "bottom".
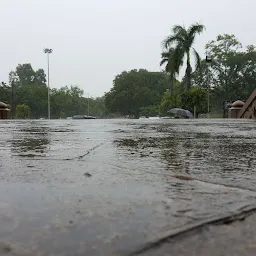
[{"left": 0, "top": 119, "right": 255, "bottom": 255}]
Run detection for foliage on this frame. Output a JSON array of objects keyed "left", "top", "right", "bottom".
[
  {"left": 17, "top": 84, "right": 48, "bottom": 118},
  {"left": 89, "top": 96, "right": 108, "bottom": 117},
  {"left": 0, "top": 64, "right": 107, "bottom": 119},
  {"left": 139, "top": 105, "right": 159, "bottom": 117},
  {"left": 162, "top": 23, "right": 205, "bottom": 90},
  {"left": 160, "top": 48, "right": 183, "bottom": 94},
  {"left": 180, "top": 87, "right": 207, "bottom": 117},
  {"left": 192, "top": 34, "right": 256, "bottom": 111},
  {"left": 159, "top": 81, "right": 183, "bottom": 115},
  {"left": 159, "top": 91, "right": 181, "bottom": 116},
  {"left": 104, "top": 69, "right": 171, "bottom": 117},
  {"left": 51, "top": 86, "right": 108, "bottom": 118},
  {"left": 0, "top": 82, "right": 11, "bottom": 102},
  {"left": 15, "top": 104, "right": 31, "bottom": 119},
  {"left": 51, "top": 85, "right": 84, "bottom": 118},
  {"left": 13, "top": 63, "right": 47, "bottom": 86}
]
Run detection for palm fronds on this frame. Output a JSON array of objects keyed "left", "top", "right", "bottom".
[{"left": 161, "top": 22, "right": 205, "bottom": 90}]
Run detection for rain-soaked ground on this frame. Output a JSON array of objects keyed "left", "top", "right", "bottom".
[{"left": 0, "top": 118, "right": 255, "bottom": 255}]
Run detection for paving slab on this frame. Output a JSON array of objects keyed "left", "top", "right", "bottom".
[{"left": 135, "top": 207, "right": 256, "bottom": 256}]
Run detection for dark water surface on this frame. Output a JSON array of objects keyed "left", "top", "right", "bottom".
[{"left": 0, "top": 119, "right": 255, "bottom": 255}]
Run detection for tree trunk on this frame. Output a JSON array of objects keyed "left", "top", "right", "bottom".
[
  {"left": 186, "top": 51, "right": 192, "bottom": 90},
  {"left": 185, "top": 65, "right": 192, "bottom": 90},
  {"left": 169, "top": 74, "right": 174, "bottom": 95}
]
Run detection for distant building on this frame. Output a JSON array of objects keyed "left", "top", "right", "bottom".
[{"left": 0, "top": 102, "right": 11, "bottom": 119}]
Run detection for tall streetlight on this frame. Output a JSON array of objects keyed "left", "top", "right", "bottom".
[
  {"left": 44, "top": 48, "right": 53, "bottom": 119},
  {"left": 85, "top": 93, "right": 90, "bottom": 116},
  {"left": 3, "top": 75, "right": 19, "bottom": 118},
  {"left": 206, "top": 51, "right": 212, "bottom": 118},
  {"left": 10, "top": 75, "right": 19, "bottom": 119}
]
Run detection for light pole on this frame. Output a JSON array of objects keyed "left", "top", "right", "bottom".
[
  {"left": 11, "top": 76, "right": 18, "bottom": 119},
  {"left": 44, "top": 48, "right": 53, "bottom": 119},
  {"left": 8, "top": 75, "right": 19, "bottom": 119},
  {"left": 85, "top": 93, "right": 90, "bottom": 116},
  {"left": 206, "top": 51, "right": 212, "bottom": 118}
]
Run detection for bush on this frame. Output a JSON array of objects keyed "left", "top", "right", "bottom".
[
  {"left": 139, "top": 105, "right": 159, "bottom": 117},
  {"left": 15, "top": 104, "right": 31, "bottom": 119},
  {"left": 159, "top": 91, "right": 181, "bottom": 116},
  {"left": 180, "top": 87, "right": 208, "bottom": 117}
]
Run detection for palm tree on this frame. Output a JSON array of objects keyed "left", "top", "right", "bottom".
[
  {"left": 160, "top": 47, "right": 183, "bottom": 94},
  {"left": 162, "top": 23, "right": 205, "bottom": 90}
]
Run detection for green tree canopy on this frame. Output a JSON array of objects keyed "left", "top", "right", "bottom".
[
  {"left": 13, "top": 63, "right": 46, "bottom": 86},
  {"left": 192, "top": 34, "right": 256, "bottom": 111},
  {"left": 159, "top": 81, "right": 182, "bottom": 115},
  {"left": 0, "top": 82, "right": 11, "bottom": 103},
  {"left": 139, "top": 105, "right": 159, "bottom": 117},
  {"left": 104, "top": 69, "right": 171, "bottom": 117},
  {"left": 180, "top": 87, "right": 207, "bottom": 117},
  {"left": 51, "top": 86, "right": 107, "bottom": 118},
  {"left": 1, "top": 64, "right": 107, "bottom": 119}
]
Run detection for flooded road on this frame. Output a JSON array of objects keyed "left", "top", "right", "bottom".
[{"left": 0, "top": 119, "right": 255, "bottom": 255}]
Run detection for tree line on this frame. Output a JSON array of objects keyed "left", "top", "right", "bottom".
[
  {"left": 104, "top": 23, "right": 256, "bottom": 118},
  {"left": 0, "top": 64, "right": 107, "bottom": 119}
]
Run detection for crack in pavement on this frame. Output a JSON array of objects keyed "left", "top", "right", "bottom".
[
  {"left": 64, "top": 142, "right": 106, "bottom": 161},
  {"left": 86, "top": 161, "right": 256, "bottom": 194},
  {"left": 129, "top": 204, "right": 256, "bottom": 256},
  {"left": 173, "top": 175, "right": 256, "bottom": 193},
  {"left": 9, "top": 142, "right": 106, "bottom": 162}
]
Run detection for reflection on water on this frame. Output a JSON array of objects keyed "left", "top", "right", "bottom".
[
  {"left": 10, "top": 126, "right": 50, "bottom": 157},
  {"left": 12, "top": 138, "right": 50, "bottom": 155},
  {"left": 114, "top": 120, "right": 256, "bottom": 191},
  {"left": 9, "top": 124, "right": 75, "bottom": 158},
  {"left": 114, "top": 119, "right": 256, "bottom": 233}
]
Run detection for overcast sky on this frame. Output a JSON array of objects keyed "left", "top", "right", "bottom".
[{"left": 0, "top": 0, "right": 254, "bottom": 97}]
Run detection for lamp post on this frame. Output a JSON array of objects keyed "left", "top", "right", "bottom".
[
  {"left": 8, "top": 75, "right": 19, "bottom": 119},
  {"left": 205, "top": 51, "right": 212, "bottom": 118},
  {"left": 11, "top": 77, "right": 17, "bottom": 119},
  {"left": 85, "top": 93, "right": 90, "bottom": 116},
  {"left": 43, "top": 48, "right": 53, "bottom": 119}
]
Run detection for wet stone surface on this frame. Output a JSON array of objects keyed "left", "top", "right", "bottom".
[{"left": 0, "top": 119, "right": 256, "bottom": 255}]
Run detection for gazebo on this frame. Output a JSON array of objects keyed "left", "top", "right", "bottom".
[{"left": 0, "top": 102, "right": 11, "bottom": 119}]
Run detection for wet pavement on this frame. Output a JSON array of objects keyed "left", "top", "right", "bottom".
[
  {"left": 0, "top": 119, "right": 255, "bottom": 255},
  {"left": 136, "top": 210, "right": 256, "bottom": 256}
]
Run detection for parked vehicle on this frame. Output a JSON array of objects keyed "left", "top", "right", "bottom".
[{"left": 72, "top": 115, "right": 96, "bottom": 119}]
